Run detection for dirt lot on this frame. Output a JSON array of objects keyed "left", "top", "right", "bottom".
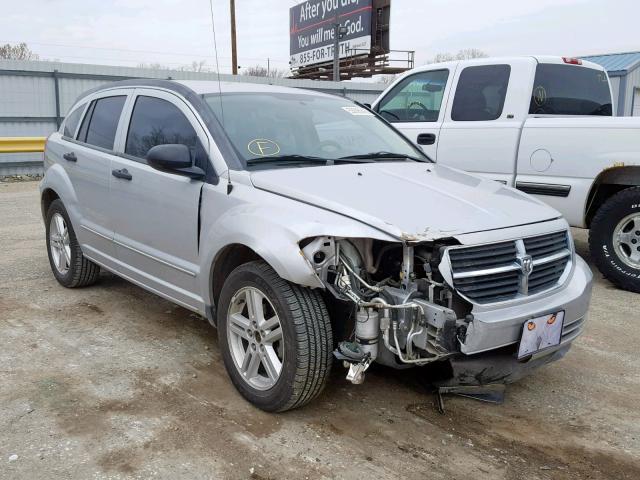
[{"left": 1, "top": 180, "right": 639, "bottom": 480}]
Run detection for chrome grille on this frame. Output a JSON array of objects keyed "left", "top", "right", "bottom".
[
  {"left": 446, "top": 230, "right": 572, "bottom": 304},
  {"left": 448, "top": 241, "right": 517, "bottom": 273},
  {"left": 523, "top": 231, "right": 568, "bottom": 257},
  {"left": 526, "top": 231, "right": 571, "bottom": 294}
]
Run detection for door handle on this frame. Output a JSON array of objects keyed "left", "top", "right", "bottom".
[
  {"left": 112, "top": 168, "right": 132, "bottom": 181},
  {"left": 417, "top": 133, "right": 436, "bottom": 146},
  {"left": 63, "top": 152, "right": 77, "bottom": 162}
]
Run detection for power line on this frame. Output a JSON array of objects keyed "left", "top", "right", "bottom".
[
  {"left": 16, "top": 52, "right": 230, "bottom": 69},
  {"left": 0, "top": 39, "right": 290, "bottom": 64}
]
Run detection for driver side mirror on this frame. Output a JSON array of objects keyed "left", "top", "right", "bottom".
[{"left": 146, "top": 144, "right": 205, "bottom": 180}]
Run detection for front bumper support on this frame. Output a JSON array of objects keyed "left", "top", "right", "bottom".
[{"left": 433, "top": 344, "right": 571, "bottom": 387}]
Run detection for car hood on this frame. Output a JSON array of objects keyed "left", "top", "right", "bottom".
[{"left": 250, "top": 162, "right": 560, "bottom": 241}]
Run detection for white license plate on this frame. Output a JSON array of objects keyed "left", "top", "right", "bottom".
[{"left": 517, "top": 311, "right": 564, "bottom": 359}]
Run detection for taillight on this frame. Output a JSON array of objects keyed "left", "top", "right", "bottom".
[{"left": 562, "top": 57, "right": 582, "bottom": 65}]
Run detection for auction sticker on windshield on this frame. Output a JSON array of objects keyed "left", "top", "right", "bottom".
[
  {"left": 517, "top": 311, "right": 564, "bottom": 359},
  {"left": 341, "top": 106, "right": 374, "bottom": 116}
]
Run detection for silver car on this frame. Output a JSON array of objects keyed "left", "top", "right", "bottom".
[{"left": 40, "top": 80, "right": 592, "bottom": 412}]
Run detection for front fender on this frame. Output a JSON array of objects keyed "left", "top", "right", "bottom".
[
  {"left": 198, "top": 182, "right": 397, "bottom": 305},
  {"left": 207, "top": 217, "right": 323, "bottom": 289}
]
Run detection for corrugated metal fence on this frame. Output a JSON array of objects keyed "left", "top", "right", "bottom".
[{"left": 0, "top": 59, "right": 385, "bottom": 176}]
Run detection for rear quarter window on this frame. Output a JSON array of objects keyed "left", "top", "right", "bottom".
[
  {"left": 529, "top": 64, "right": 612, "bottom": 116},
  {"left": 62, "top": 103, "right": 86, "bottom": 138}
]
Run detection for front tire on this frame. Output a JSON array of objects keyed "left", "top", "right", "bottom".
[
  {"left": 217, "top": 261, "right": 333, "bottom": 412},
  {"left": 45, "top": 199, "right": 100, "bottom": 288},
  {"left": 589, "top": 187, "right": 640, "bottom": 293}
]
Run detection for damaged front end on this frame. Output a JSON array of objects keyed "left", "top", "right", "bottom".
[
  {"left": 301, "top": 229, "right": 591, "bottom": 390},
  {"left": 302, "top": 235, "right": 473, "bottom": 384}
]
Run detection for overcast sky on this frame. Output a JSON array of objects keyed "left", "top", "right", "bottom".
[{"left": 1, "top": 0, "right": 638, "bottom": 74}]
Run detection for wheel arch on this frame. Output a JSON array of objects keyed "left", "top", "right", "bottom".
[
  {"left": 41, "top": 187, "right": 60, "bottom": 220},
  {"left": 204, "top": 234, "right": 326, "bottom": 326},
  {"left": 585, "top": 166, "right": 640, "bottom": 227},
  {"left": 209, "top": 243, "right": 263, "bottom": 311}
]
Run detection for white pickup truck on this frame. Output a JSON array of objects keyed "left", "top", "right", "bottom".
[{"left": 372, "top": 56, "right": 640, "bottom": 293}]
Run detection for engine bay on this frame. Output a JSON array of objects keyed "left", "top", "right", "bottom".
[{"left": 302, "top": 236, "right": 473, "bottom": 384}]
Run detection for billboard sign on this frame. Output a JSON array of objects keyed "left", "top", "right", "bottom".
[{"left": 290, "top": 0, "right": 372, "bottom": 68}]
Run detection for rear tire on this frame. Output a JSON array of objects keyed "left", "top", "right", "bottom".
[
  {"left": 45, "top": 199, "right": 100, "bottom": 288},
  {"left": 217, "top": 261, "right": 333, "bottom": 412},
  {"left": 589, "top": 187, "right": 640, "bottom": 293}
]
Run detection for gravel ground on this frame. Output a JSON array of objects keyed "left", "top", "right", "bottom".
[{"left": 1, "top": 180, "right": 639, "bottom": 480}]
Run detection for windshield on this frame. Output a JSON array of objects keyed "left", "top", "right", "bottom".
[
  {"left": 529, "top": 64, "right": 612, "bottom": 116},
  {"left": 203, "top": 92, "right": 427, "bottom": 168}
]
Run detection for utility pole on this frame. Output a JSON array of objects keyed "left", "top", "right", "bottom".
[{"left": 230, "top": 0, "right": 238, "bottom": 75}]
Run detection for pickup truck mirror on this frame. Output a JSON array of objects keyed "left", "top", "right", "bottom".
[{"left": 146, "top": 144, "right": 205, "bottom": 180}]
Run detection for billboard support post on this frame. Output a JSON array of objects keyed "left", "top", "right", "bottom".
[
  {"left": 332, "top": 23, "right": 340, "bottom": 82},
  {"left": 333, "top": 23, "right": 348, "bottom": 82}
]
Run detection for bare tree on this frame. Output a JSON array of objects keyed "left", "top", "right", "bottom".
[
  {"left": 187, "top": 60, "right": 207, "bottom": 73},
  {"left": 136, "top": 60, "right": 210, "bottom": 72},
  {"left": 242, "top": 64, "right": 288, "bottom": 78},
  {"left": 137, "top": 62, "right": 168, "bottom": 70},
  {"left": 375, "top": 74, "right": 398, "bottom": 85},
  {"left": 428, "top": 49, "right": 488, "bottom": 64},
  {"left": 458, "top": 48, "right": 488, "bottom": 60},
  {"left": 0, "top": 42, "right": 39, "bottom": 61}
]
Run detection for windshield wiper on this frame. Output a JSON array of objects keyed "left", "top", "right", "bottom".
[
  {"left": 340, "top": 151, "right": 429, "bottom": 163},
  {"left": 246, "top": 155, "right": 374, "bottom": 166}
]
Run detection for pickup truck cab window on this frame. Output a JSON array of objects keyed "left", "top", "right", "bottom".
[
  {"left": 62, "top": 102, "right": 86, "bottom": 138},
  {"left": 529, "top": 63, "right": 612, "bottom": 116},
  {"left": 78, "top": 95, "right": 126, "bottom": 150},
  {"left": 376, "top": 69, "right": 449, "bottom": 123},
  {"left": 125, "top": 95, "right": 205, "bottom": 163},
  {"left": 451, "top": 64, "right": 511, "bottom": 121}
]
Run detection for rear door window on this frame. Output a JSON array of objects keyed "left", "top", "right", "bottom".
[
  {"left": 78, "top": 96, "right": 126, "bottom": 150},
  {"left": 125, "top": 95, "right": 203, "bottom": 162},
  {"left": 376, "top": 70, "right": 449, "bottom": 122},
  {"left": 62, "top": 103, "right": 86, "bottom": 138},
  {"left": 451, "top": 65, "right": 511, "bottom": 121},
  {"left": 529, "top": 64, "right": 612, "bottom": 116}
]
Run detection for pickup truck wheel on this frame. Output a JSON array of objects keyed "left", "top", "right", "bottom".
[
  {"left": 45, "top": 199, "right": 100, "bottom": 288},
  {"left": 589, "top": 187, "right": 640, "bottom": 293},
  {"left": 217, "top": 260, "right": 333, "bottom": 412}
]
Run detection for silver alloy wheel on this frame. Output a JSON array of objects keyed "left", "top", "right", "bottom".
[
  {"left": 613, "top": 213, "right": 640, "bottom": 269},
  {"left": 49, "top": 213, "right": 71, "bottom": 275},
  {"left": 226, "top": 286, "right": 284, "bottom": 391}
]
